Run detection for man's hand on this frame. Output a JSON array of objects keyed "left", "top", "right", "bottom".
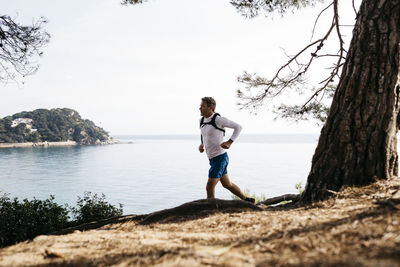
[
  {"left": 199, "top": 144, "right": 205, "bottom": 153},
  {"left": 220, "top": 139, "right": 233, "bottom": 149}
]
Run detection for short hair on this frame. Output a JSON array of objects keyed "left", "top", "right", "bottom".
[{"left": 201, "top": 97, "right": 216, "bottom": 111}]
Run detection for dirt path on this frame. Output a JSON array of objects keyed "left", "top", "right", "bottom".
[{"left": 1, "top": 178, "right": 399, "bottom": 266}]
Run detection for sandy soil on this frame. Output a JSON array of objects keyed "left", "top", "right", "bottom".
[{"left": 1, "top": 178, "right": 399, "bottom": 267}]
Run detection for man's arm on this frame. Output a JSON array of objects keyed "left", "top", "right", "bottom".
[
  {"left": 220, "top": 139, "right": 233, "bottom": 149},
  {"left": 218, "top": 117, "right": 242, "bottom": 149},
  {"left": 199, "top": 118, "right": 205, "bottom": 153}
]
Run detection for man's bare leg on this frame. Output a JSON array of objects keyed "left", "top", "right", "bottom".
[
  {"left": 220, "top": 174, "right": 246, "bottom": 200},
  {"left": 206, "top": 178, "right": 219, "bottom": 199}
]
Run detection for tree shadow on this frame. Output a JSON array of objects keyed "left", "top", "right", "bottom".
[
  {"left": 235, "top": 204, "right": 397, "bottom": 247},
  {"left": 35, "top": 247, "right": 185, "bottom": 267},
  {"left": 49, "top": 214, "right": 146, "bottom": 236}
]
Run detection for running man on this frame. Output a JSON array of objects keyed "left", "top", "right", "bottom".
[{"left": 199, "top": 97, "right": 255, "bottom": 203}]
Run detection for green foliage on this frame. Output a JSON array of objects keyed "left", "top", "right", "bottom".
[
  {"left": 275, "top": 102, "right": 330, "bottom": 125},
  {"left": 295, "top": 181, "right": 305, "bottom": 194},
  {"left": 122, "top": 0, "right": 321, "bottom": 15},
  {"left": 0, "top": 108, "right": 109, "bottom": 144},
  {"left": 70, "top": 192, "right": 123, "bottom": 225},
  {"left": 273, "top": 85, "right": 336, "bottom": 124},
  {"left": 231, "top": 189, "right": 267, "bottom": 204},
  {"left": 230, "top": 0, "right": 322, "bottom": 18},
  {"left": 0, "top": 194, "right": 69, "bottom": 247},
  {"left": 0, "top": 192, "right": 123, "bottom": 248},
  {"left": 279, "top": 200, "right": 292, "bottom": 205},
  {"left": 25, "top": 131, "right": 41, "bottom": 142}
]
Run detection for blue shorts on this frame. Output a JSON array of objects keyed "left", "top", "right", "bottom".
[{"left": 208, "top": 152, "right": 229, "bottom": 178}]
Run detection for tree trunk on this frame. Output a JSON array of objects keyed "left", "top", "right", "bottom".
[{"left": 302, "top": 0, "right": 400, "bottom": 202}]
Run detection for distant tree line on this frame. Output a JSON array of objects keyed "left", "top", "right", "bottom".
[{"left": 0, "top": 108, "right": 109, "bottom": 144}]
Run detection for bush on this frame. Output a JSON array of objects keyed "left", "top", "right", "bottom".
[
  {"left": 0, "top": 192, "right": 123, "bottom": 248},
  {"left": 70, "top": 192, "right": 123, "bottom": 225},
  {"left": 0, "top": 194, "right": 69, "bottom": 247}
]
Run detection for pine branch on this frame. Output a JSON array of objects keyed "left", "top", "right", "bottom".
[{"left": 0, "top": 15, "right": 50, "bottom": 84}]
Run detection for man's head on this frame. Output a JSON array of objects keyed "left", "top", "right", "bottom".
[{"left": 200, "top": 97, "right": 216, "bottom": 117}]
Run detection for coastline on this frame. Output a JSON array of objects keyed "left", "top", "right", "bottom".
[
  {"left": 0, "top": 141, "right": 78, "bottom": 149},
  {"left": 0, "top": 139, "right": 119, "bottom": 149}
]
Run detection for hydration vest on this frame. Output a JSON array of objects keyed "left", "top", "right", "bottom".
[{"left": 200, "top": 113, "right": 225, "bottom": 144}]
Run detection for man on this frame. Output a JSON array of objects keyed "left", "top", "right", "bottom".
[{"left": 199, "top": 97, "right": 255, "bottom": 203}]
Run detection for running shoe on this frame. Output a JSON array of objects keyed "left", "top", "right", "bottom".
[{"left": 244, "top": 197, "right": 255, "bottom": 204}]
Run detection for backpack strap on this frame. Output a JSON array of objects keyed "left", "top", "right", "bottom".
[
  {"left": 210, "top": 113, "right": 225, "bottom": 135},
  {"left": 200, "top": 117, "right": 205, "bottom": 127},
  {"left": 200, "top": 113, "right": 225, "bottom": 135},
  {"left": 200, "top": 117, "right": 204, "bottom": 144}
]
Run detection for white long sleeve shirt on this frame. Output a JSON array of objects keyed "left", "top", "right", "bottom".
[{"left": 200, "top": 113, "right": 242, "bottom": 159}]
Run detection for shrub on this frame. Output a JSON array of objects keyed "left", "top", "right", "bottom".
[
  {"left": 69, "top": 192, "right": 123, "bottom": 225},
  {"left": 0, "top": 194, "right": 69, "bottom": 247},
  {"left": 0, "top": 192, "right": 123, "bottom": 248}
]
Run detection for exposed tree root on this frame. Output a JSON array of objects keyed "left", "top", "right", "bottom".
[
  {"left": 139, "top": 198, "right": 263, "bottom": 225},
  {"left": 53, "top": 196, "right": 306, "bottom": 234},
  {"left": 257, "top": 194, "right": 301, "bottom": 206}
]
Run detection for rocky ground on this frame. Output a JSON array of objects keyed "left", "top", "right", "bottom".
[{"left": 0, "top": 178, "right": 399, "bottom": 267}]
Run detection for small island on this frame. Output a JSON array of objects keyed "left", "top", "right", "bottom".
[{"left": 0, "top": 108, "right": 114, "bottom": 148}]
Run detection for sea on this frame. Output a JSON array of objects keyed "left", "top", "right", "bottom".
[{"left": 0, "top": 134, "right": 319, "bottom": 215}]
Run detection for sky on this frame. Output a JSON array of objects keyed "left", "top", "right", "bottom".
[{"left": 1, "top": 0, "right": 361, "bottom": 135}]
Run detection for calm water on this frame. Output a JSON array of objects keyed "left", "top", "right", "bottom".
[{"left": 0, "top": 134, "right": 318, "bottom": 215}]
